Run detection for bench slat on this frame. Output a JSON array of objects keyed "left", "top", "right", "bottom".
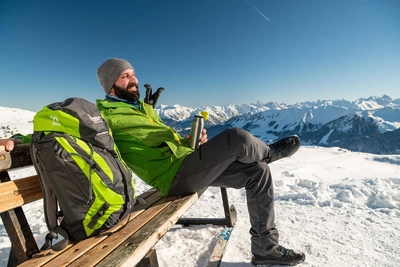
[
  {"left": 0, "top": 175, "right": 42, "bottom": 213},
  {"left": 98, "top": 193, "right": 200, "bottom": 267},
  {"left": 45, "top": 191, "right": 165, "bottom": 267},
  {"left": 65, "top": 194, "right": 178, "bottom": 267}
]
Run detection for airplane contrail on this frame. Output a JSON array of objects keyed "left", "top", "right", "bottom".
[{"left": 244, "top": 0, "right": 270, "bottom": 21}]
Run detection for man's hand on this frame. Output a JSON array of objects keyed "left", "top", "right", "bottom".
[
  {"left": 199, "top": 128, "right": 208, "bottom": 145},
  {"left": 0, "top": 138, "right": 21, "bottom": 152},
  {"left": 186, "top": 128, "right": 208, "bottom": 146}
]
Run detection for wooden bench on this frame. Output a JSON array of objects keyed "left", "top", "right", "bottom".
[{"left": 0, "top": 144, "right": 237, "bottom": 267}]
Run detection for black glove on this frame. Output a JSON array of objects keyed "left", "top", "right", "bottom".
[{"left": 143, "top": 84, "right": 165, "bottom": 108}]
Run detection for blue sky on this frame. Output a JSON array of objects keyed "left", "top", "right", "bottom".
[{"left": 1, "top": 0, "right": 399, "bottom": 112}]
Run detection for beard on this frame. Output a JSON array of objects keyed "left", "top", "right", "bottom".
[{"left": 113, "top": 82, "right": 140, "bottom": 102}]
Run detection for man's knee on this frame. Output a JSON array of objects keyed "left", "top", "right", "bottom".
[
  {"left": 222, "top": 128, "right": 270, "bottom": 163},
  {"left": 223, "top": 128, "right": 256, "bottom": 147}
]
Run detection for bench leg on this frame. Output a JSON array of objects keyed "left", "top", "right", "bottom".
[
  {"left": 0, "top": 170, "right": 40, "bottom": 266},
  {"left": 177, "top": 187, "right": 237, "bottom": 227},
  {"left": 220, "top": 187, "right": 237, "bottom": 227},
  {"left": 136, "top": 249, "right": 159, "bottom": 267}
]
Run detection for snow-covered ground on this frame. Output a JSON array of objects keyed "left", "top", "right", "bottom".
[{"left": 1, "top": 146, "right": 399, "bottom": 267}]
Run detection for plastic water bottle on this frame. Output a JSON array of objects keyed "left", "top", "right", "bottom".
[{"left": 189, "top": 115, "right": 204, "bottom": 149}]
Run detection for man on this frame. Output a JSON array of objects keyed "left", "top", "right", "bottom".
[
  {"left": 1, "top": 58, "right": 305, "bottom": 265},
  {"left": 95, "top": 58, "right": 306, "bottom": 266}
]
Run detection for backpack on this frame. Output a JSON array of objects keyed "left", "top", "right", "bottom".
[{"left": 30, "top": 97, "right": 135, "bottom": 251}]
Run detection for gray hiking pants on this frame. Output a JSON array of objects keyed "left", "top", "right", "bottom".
[{"left": 168, "top": 128, "right": 279, "bottom": 256}]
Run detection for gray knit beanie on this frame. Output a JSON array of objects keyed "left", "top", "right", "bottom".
[{"left": 97, "top": 58, "right": 133, "bottom": 94}]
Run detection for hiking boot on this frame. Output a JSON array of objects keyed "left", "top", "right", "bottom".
[
  {"left": 252, "top": 245, "right": 306, "bottom": 266},
  {"left": 268, "top": 135, "right": 300, "bottom": 163}
]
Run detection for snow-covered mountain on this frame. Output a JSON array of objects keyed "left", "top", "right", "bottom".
[
  {"left": 1, "top": 95, "right": 399, "bottom": 154},
  {"left": 156, "top": 101, "right": 286, "bottom": 132},
  {"left": 156, "top": 95, "right": 400, "bottom": 154}
]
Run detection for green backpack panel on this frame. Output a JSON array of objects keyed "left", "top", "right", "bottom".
[{"left": 31, "top": 97, "right": 135, "bottom": 251}]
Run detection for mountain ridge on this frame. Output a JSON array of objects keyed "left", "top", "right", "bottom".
[
  {"left": 1, "top": 95, "right": 399, "bottom": 154},
  {"left": 156, "top": 95, "right": 400, "bottom": 154}
]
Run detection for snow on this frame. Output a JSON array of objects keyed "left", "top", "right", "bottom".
[
  {"left": 319, "top": 129, "right": 334, "bottom": 145},
  {"left": 1, "top": 147, "right": 399, "bottom": 267},
  {"left": 0, "top": 106, "right": 35, "bottom": 137}
]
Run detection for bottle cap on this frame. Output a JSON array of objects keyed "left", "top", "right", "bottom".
[{"left": 200, "top": 111, "right": 209, "bottom": 121}]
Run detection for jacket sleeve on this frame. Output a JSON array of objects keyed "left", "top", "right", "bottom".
[{"left": 11, "top": 133, "right": 33, "bottom": 144}]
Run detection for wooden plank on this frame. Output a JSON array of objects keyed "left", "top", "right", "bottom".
[
  {"left": 0, "top": 175, "right": 42, "bottom": 213},
  {"left": 97, "top": 192, "right": 200, "bottom": 267},
  {"left": 18, "top": 190, "right": 161, "bottom": 267},
  {"left": 42, "top": 191, "right": 163, "bottom": 267},
  {"left": 65, "top": 194, "right": 178, "bottom": 267},
  {"left": 19, "top": 244, "right": 76, "bottom": 267}
]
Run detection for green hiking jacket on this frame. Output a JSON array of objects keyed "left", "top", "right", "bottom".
[{"left": 96, "top": 99, "right": 194, "bottom": 196}]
